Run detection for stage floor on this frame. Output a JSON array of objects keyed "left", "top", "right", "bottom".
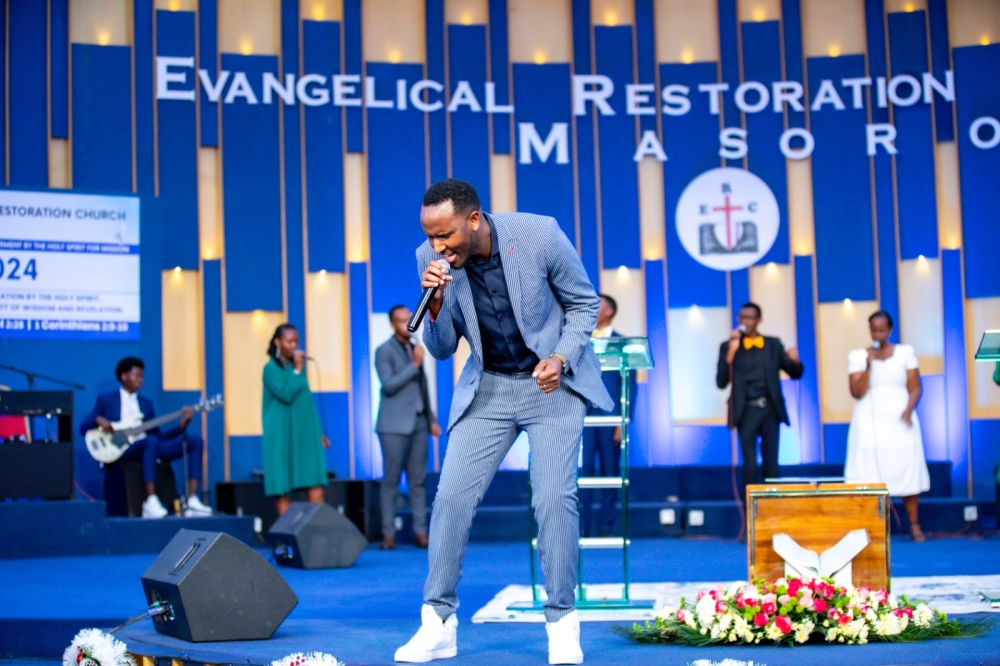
[{"left": 3, "top": 536, "right": 1000, "bottom": 665}]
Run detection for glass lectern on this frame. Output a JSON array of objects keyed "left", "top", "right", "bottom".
[{"left": 508, "top": 336, "right": 655, "bottom": 612}]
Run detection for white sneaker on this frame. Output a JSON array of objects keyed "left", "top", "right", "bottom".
[
  {"left": 184, "top": 495, "right": 212, "bottom": 517},
  {"left": 142, "top": 495, "right": 168, "bottom": 519},
  {"left": 546, "top": 610, "right": 583, "bottom": 665},
  {"left": 394, "top": 604, "right": 458, "bottom": 662}
]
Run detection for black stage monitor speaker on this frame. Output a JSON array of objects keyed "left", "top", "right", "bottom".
[
  {"left": 140, "top": 529, "right": 298, "bottom": 642},
  {"left": 269, "top": 501, "right": 367, "bottom": 569}
]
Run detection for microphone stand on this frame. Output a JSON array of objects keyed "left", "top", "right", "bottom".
[{"left": 0, "top": 363, "right": 86, "bottom": 391}]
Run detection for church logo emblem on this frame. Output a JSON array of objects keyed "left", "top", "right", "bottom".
[{"left": 675, "top": 167, "right": 780, "bottom": 271}]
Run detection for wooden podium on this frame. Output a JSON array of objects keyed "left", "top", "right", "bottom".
[{"left": 747, "top": 483, "right": 891, "bottom": 590}]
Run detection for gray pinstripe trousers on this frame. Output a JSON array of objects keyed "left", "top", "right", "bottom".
[{"left": 424, "top": 371, "right": 586, "bottom": 623}]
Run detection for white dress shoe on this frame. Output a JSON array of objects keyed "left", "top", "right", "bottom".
[
  {"left": 184, "top": 495, "right": 212, "bottom": 517},
  {"left": 142, "top": 495, "right": 168, "bottom": 519},
  {"left": 546, "top": 610, "right": 583, "bottom": 665},
  {"left": 394, "top": 604, "right": 458, "bottom": 663}
]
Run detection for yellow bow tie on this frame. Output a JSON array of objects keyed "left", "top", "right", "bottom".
[{"left": 743, "top": 335, "right": 764, "bottom": 350}]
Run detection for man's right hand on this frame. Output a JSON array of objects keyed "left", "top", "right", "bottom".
[
  {"left": 412, "top": 344, "right": 425, "bottom": 367},
  {"left": 420, "top": 260, "right": 452, "bottom": 319},
  {"left": 726, "top": 328, "right": 742, "bottom": 363},
  {"left": 95, "top": 416, "right": 114, "bottom": 433}
]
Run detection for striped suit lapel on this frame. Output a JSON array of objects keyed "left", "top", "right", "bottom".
[
  {"left": 451, "top": 268, "right": 483, "bottom": 362},
  {"left": 492, "top": 214, "right": 525, "bottom": 334}
]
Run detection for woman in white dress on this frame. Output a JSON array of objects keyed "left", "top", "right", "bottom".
[{"left": 845, "top": 311, "right": 930, "bottom": 542}]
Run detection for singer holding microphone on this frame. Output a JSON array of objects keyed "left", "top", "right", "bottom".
[
  {"left": 394, "top": 179, "right": 612, "bottom": 665},
  {"left": 261, "top": 323, "right": 330, "bottom": 516},
  {"left": 717, "top": 303, "right": 803, "bottom": 494}
]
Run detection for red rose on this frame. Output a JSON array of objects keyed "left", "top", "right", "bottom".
[
  {"left": 753, "top": 612, "right": 769, "bottom": 627},
  {"left": 838, "top": 613, "right": 851, "bottom": 625},
  {"left": 676, "top": 609, "right": 687, "bottom": 623},
  {"left": 76, "top": 652, "right": 83, "bottom": 665},
  {"left": 812, "top": 598, "right": 828, "bottom": 613},
  {"left": 788, "top": 579, "right": 803, "bottom": 596},
  {"left": 762, "top": 601, "right": 777, "bottom": 615},
  {"left": 775, "top": 615, "right": 792, "bottom": 633},
  {"left": 716, "top": 601, "right": 728, "bottom": 613}
]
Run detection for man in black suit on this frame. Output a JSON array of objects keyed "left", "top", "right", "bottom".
[{"left": 716, "top": 302, "right": 803, "bottom": 492}]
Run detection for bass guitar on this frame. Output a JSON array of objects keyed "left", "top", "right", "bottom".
[{"left": 85, "top": 394, "right": 223, "bottom": 463}]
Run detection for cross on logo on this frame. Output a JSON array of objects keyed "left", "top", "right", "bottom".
[{"left": 712, "top": 193, "right": 744, "bottom": 251}]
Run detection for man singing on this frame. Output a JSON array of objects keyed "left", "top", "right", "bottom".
[
  {"left": 716, "top": 303, "right": 803, "bottom": 493},
  {"left": 395, "top": 179, "right": 611, "bottom": 665}
]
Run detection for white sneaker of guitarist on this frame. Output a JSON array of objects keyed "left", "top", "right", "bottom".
[{"left": 80, "top": 357, "right": 217, "bottom": 519}]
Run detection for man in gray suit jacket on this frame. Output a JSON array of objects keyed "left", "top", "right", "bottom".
[
  {"left": 395, "top": 180, "right": 611, "bottom": 665},
  {"left": 375, "top": 305, "right": 442, "bottom": 551}
]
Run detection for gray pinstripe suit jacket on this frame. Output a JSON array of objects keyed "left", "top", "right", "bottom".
[{"left": 416, "top": 211, "right": 613, "bottom": 432}]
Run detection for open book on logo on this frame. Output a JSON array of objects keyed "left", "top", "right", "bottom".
[{"left": 772, "top": 529, "right": 870, "bottom": 587}]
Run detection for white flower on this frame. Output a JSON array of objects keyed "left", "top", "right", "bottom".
[
  {"left": 914, "top": 604, "right": 934, "bottom": 628},
  {"left": 63, "top": 629, "right": 133, "bottom": 666},
  {"left": 270, "top": 654, "right": 344, "bottom": 666},
  {"left": 657, "top": 604, "right": 676, "bottom": 620}
]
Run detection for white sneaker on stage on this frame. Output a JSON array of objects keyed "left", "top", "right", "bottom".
[
  {"left": 142, "top": 495, "right": 168, "bottom": 519},
  {"left": 546, "top": 610, "right": 583, "bottom": 665},
  {"left": 394, "top": 604, "right": 458, "bottom": 663},
  {"left": 184, "top": 495, "right": 212, "bottom": 517}
]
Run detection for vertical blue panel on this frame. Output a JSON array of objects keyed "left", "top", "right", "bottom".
[
  {"left": 661, "top": 62, "right": 728, "bottom": 307},
  {"left": 671, "top": 425, "right": 731, "bottom": 465},
  {"left": 317, "top": 391, "right": 351, "bottom": 479},
  {"left": 283, "top": 0, "right": 306, "bottom": 336},
  {"left": 9, "top": 0, "right": 48, "bottom": 186},
  {"left": 135, "top": 0, "right": 155, "bottom": 196},
  {"left": 865, "top": 0, "right": 899, "bottom": 333},
  {"left": 434, "top": 357, "right": 453, "bottom": 469},
  {"left": 717, "top": 0, "right": 741, "bottom": 166},
  {"left": 157, "top": 10, "right": 199, "bottom": 270},
  {"left": 349, "top": 262, "right": 373, "bottom": 478},
  {"left": 199, "top": 0, "right": 218, "bottom": 146},
  {"left": 781, "top": 0, "right": 804, "bottom": 127},
  {"left": 823, "top": 423, "right": 849, "bottom": 465},
  {"left": 634, "top": 0, "right": 657, "bottom": 133},
  {"left": 927, "top": 0, "right": 954, "bottom": 142},
  {"left": 303, "top": 20, "right": 346, "bottom": 273},
  {"left": 0, "top": 4, "right": 5, "bottom": 175},
  {"left": 595, "top": 27, "right": 640, "bottom": 269},
  {"left": 793, "top": 255, "right": 821, "bottom": 463},
  {"left": 572, "top": 0, "right": 599, "bottom": 283},
  {"left": 808, "top": 55, "right": 876, "bottom": 302},
  {"left": 644, "top": 260, "right": 672, "bottom": 466},
  {"left": 72, "top": 45, "right": 133, "bottom": 192},
  {"left": 50, "top": 0, "right": 69, "bottom": 139},
  {"left": 942, "top": 249, "right": 968, "bottom": 497},
  {"left": 742, "top": 21, "right": 789, "bottom": 265},
  {"left": 729, "top": 270, "right": 749, "bottom": 327},
  {"left": 889, "top": 11, "right": 938, "bottom": 260},
  {"left": 915, "top": 374, "right": 946, "bottom": 462},
  {"left": 971, "top": 420, "right": 1000, "bottom": 500},
  {"left": 368, "top": 63, "right": 426, "bottom": 312},
  {"left": 513, "top": 64, "right": 576, "bottom": 244},
  {"left": 426, "top": 0, "right": 447, "bottom": 183},
  {"left": 229, "top": 436, "right": 263, "bottom": 481},
  {"left": 488, "top": 0, "right": 511, "bottom": 154},
  {"left": 344, "top": 0, "right": 363, "bottom": 153},
  {"left": 220, "top": 54, "right": 283, "bottom": 311},
  {"left": 203, "top": 260, "right": 226, "bottom": 490},
  {"left": 954, "top": 44, "right": 1000, "bottom": 297},
  {"left": 448, "top": 25, "right": 491, "bottom": 211}
]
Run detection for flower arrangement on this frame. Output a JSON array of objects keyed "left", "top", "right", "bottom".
[
  {"left": 270, "top": 652, "right": 345, "bottom": 666},
  {"left": 618, "top": 578, "right": 993, "bottom": 646},
  {"left": 62, "top": 629, "right": 134, "bottom": 666}
]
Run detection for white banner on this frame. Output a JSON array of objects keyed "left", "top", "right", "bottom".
[{"left": 0, "top": 189, "right": 140, "bottom": 340}]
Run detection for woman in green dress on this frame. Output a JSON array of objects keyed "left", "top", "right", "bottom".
[{"left": 262, "top": 323, "right": 330, "bottom": 515}]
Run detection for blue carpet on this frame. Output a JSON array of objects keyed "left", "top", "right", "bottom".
[{"left": 2, "top": 537, "right": 999, "bottom": 664}]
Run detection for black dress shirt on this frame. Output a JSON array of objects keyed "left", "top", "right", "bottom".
[
  {"left": 465, "top": 218, "right": 540, "bottom": 373},
  {"left": 734, "top": 346, "right": 768, "bottom": 398}
]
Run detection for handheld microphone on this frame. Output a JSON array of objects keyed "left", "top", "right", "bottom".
[
  {"left": 872, "top": 340, "right": 881, "bottom": 350},
  {"left": 738, "top": 324, "right": 747, "bottom": 334},
  {"left": 408, "top": 262, "right": 450, "bottom": 332}
]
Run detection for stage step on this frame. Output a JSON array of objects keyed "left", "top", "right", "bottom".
[{"left": 0, "top": 500, "right": 259, "bottom": 559}]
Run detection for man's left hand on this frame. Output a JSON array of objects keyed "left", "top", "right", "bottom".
[
  {"left": 533, "top": 357, "right": 563, "bottom": 393},
  {"left": 787, "top": 347, "right": 800, "bottom": 363},
  {"left": 180, "top": 406, "right": 194, "bottom": 429},
  {"left": 613, "top": 426, "right": 622, "bottom": 444},
  {"left": 430, "top": 422, "right": 442, "bottom": 437}
]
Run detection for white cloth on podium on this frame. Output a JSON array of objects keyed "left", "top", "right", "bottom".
[{"left": 844, "top": 344, "right": 930, "bottom": 497}]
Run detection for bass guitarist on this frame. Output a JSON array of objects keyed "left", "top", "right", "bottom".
[{"left": 79, "top": 357, "right": 210, "bottom": 519}]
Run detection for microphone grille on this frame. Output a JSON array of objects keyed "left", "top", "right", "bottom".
[{"left": 439, "top": 260, "right": 451, "bottom": 274}]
